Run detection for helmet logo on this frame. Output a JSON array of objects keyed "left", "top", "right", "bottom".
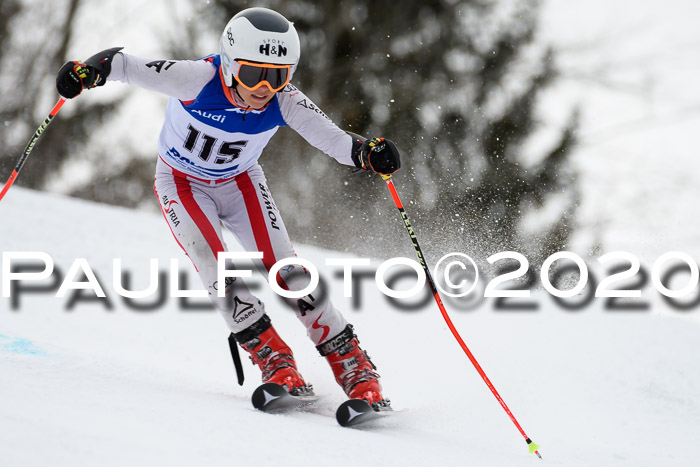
[
  {"left": 227, "top": 27, "right": 234, "bottom": 46},
  {"left": 259, "top": 39, "right": 287, "bottom": 57}
]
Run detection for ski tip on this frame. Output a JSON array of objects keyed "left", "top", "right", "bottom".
[
  {"left": 336, "top": 398, "right": 374, "bottom": 427},
  {"left": 251, "top": 383, "right": 288, "bottom": 410},
  {"left": 251, "top": 382, "right": 318, "bottom": 412}
]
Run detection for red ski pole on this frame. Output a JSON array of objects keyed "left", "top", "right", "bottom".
[
  {"left": 0, "top": 97, "right": 67, "bottom": 203},
  {"left": 381, "top": 174, "right": 542, "bottom": 459}
]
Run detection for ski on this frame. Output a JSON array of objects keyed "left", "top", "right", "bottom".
[
  {"left": 252, "top": 383, "right": 398, "bottom": 427},
  {"left": 251, "top": 382, "right": 318, "bottom": 412},
  {"left": 335, "top": 399, "right": 394, "bottom": 427}
]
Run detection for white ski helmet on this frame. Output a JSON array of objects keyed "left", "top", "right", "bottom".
[{"left": 219, "top": 7, "right": 301, "bottom": 88}]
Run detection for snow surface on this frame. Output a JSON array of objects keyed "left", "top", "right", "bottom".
[
  {"left": 2, "top": 187, "right": 700, "bottom": 467},
  {"left": 3, "top": 1, "right": 700, "bottom": 465}
]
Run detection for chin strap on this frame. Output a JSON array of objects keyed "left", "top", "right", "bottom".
[
  {"left": 230, "top": 86, "right": 252, "bottom": 121},
  {"left": 232, "top": 85, "right": 245, "bottom": 103}
]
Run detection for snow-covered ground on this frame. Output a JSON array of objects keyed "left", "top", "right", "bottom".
[
  {"left": 2, "top": 188, "right": 700, "bottom": 466},
  {"left": 3, "top": 1, "right": 700, "bottom": 465}
]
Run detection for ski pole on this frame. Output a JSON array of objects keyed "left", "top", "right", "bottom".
[
  {"left": 0, "top": 97, "right": 67, "bottom": 203},
  {"left": 380, "top": 174, "right": 541, "bottom": 459}
]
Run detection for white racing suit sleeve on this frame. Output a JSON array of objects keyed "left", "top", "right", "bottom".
[
  {"left": 277, "top": 84, "right": 356, "bottom": 167},
  {"left": 108, "top": 52, "right": 216, "bottom": 101}
]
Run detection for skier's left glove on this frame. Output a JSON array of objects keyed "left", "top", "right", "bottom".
[
  {"left": 354, "top": 137, "right": 401, "bottom": 175},
  {"left": 56, "top": 47, "right": 123, "bottom": 99}
]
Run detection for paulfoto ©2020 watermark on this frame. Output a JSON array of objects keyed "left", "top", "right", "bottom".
[{"left": 1, "top": 250, "right": 700, "bottom": 313}]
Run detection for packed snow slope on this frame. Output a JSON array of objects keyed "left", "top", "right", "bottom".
[{"left": 1, "top": 188, "right": 699, "bottom": 467}]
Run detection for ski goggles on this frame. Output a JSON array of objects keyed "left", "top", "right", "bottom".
[{"left": 232, "top": 60, "right": 292, "bottom": 92}]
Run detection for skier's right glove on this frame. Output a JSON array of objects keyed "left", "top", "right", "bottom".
[{"left": 56, "top": 47, "right": 123, "bottom": 99}]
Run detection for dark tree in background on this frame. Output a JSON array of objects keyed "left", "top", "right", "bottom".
[
  {"left": 1, "top": 0, "right": 578, "bottom": 264},
  {"left": 0, "top": 0, "right": 155, "bottom": 209},
  {"left": 0, "top": 0, "right": 84, "bottom": 191},
  {"left": 0, "top": 0, "right": 139, "bottom": 203}
]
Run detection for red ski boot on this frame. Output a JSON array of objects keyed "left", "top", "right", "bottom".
[
  {"left": 317, "top": 325, "right": 390, "bottom": 410},
  {"left": 235, "top": 316, "right": 312, "bottom": 396}
]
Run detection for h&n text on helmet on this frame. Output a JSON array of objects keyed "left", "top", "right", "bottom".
[{"left": 259, "top": 39, "right": 287, "bottom": 57}]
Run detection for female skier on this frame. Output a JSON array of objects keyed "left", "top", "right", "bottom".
[{"left": 55, "top": 7, "right": 400, "bottom": 410}]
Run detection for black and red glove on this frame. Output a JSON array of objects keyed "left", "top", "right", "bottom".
[
  {"left": 353, "top": 136, "right": 401, "bottom": 175},
  {"left": 56, "top": 47, "right": 123, "bottom": 99}
]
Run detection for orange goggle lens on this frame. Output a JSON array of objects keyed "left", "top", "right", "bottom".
[{"left": 234, "top": 60, "right": 291, "bottom": 92}]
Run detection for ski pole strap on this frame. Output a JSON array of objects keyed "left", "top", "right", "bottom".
[{"left": 228, "top": 333, "right": 245, "bottom": 386}]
